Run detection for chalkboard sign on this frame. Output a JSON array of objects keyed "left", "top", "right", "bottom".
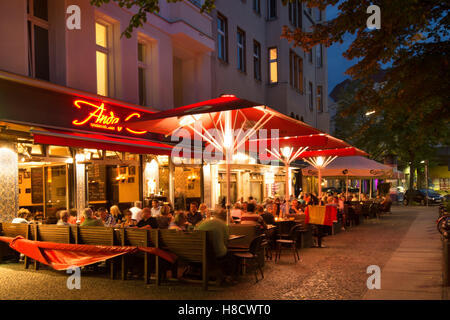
[
  {"left": 31, "top": 167, "right": 44, "bottom": 204},
  {"left": 88, "top": 164, "right": 106, "bottom": 202}
]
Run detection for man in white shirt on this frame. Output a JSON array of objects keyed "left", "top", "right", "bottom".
[
  {"left": 150, "top": 200, "right": 161, "bottom": 217},
  {"left": 130, "top": 201, "right": 143, "bottom": 223}
]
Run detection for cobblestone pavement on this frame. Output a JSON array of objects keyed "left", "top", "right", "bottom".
[{"left": 0, "top": 205, "right": 437, "bottom": 300}]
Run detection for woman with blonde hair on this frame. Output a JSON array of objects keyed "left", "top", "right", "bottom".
[{"left": 110, "top": 205, "right": 123, "bottom": 224}]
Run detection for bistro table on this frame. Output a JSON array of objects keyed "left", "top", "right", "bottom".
[{"left": 229, "top": 234, "right": 246, "bottom": 241}]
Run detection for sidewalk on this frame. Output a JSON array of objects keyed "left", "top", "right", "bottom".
[{"left": 363, "top": 206, "right": 445, "bottom": 300}]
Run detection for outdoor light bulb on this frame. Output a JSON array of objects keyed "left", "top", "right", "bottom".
[
  {"left": 281, "top": 147, "right": 292, "bottom": 159},
  {"left": 365, "top": 110, "right": 376, "bottom": 116},
  {"left": 179, "top": 116, "right": 195, "bottom": 127},
  {"left": 316, "top": 156, "right": 324, "bottom": 167}
]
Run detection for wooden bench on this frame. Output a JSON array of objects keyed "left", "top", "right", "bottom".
[
  {"left": 32, "top": 224, "right": 71, "bottom": 270},
  {"left": 0, "top": 223, "right": 30, "bottom": 265},
  {"left": 158, "top": 229, "right": 213, "bottom": 290}
]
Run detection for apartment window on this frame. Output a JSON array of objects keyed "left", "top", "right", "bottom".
[
  {"left": 317, "top": 85, "right": 323, "bottom": 112},
  {"left": 316, "top": 44, "right": 323, "bottom": 67},
  {"left": 306, "top": 5, "right": 312, "bottom": 17},
  {"left": 253, "top": 0, "right": 260, "bottom": 14},
  {"left": 308, "top": 82, "right": 314, "bottom": 110},
  {"left": 289, "top": 51, "right": 304, "bottom": 93},
  {"left": 95, "top": 22, "right": 109, "bottom": 96},
  {"left": 268, "top": 0, "right": 277, "bottom": 19},
  {"left": 237, "top": 28, "right": 246, "bottom": 72},
  {"left": 288, "top": 1, "right": 299, "bottom": 27},
  {"left": 253, "top": 41, "right": 261, "bottom": 81},
  {"left": 268, "top": 47, "right": 278, "bottom": 84},
  {"left": 217, "top": 14, "right": 228, "bottom": 62},
  {"left": 27, "top": 0, "right": 49, "bottom": 81},
  {"left": 308, "top": 48, "right": 313, "bottom": 64},
  {"left": 316, "top": 8, "right": 323, "bottom": 22},
  {"left": 138, "top": 42, "right": 148, "bottom": 106}
]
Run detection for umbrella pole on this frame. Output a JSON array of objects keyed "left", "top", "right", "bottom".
[
  {"left": 318, "top": 168, "right": 322, "bottom": 202},
  {"left": 359, "top": 179, "right": 362, "bottom": 201},
  {"left": 226, "top": 149, "right": 231, "bottom": 225},
  {"left": 285, "top": 163, "right": 290, "bottom": 218},
  {"left": 370, "top": 178, "right": 373, "bottom": 199},
  {"left": 346, "top": 175, "right": 349, "bottom": 199}
]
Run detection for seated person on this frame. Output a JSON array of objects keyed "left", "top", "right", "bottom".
[
  {"left": 117, "top": 209, "right": 134, "bottom": 228},
  {"left": 186, "top": 202, "right": 203, "bottom": 226},
  {"left": 56, "top": 210, "right": 70, "bottom": 225},
  {"left": 12, "top": 208, "right": 30, "bottom": 224},
  {"left": 156, "top": 205, "right": 172, "bottom": 229},
  {"left": 169, "top": 211, "right": 188, "bottom": 231},
  {"left": 136, "top": 208, "right": 158, "bottom": 229},
  {"left": 98, "top": 207, "right": 116, "bottom": 227},
  {"left": 150, "top": 200, "right": 161, "bottom": 217},
  {"left": 241, "top": 203, "right": 267, "bottom": 229},
  {"left": 380, "top": 195, "right": 392, "bottom": 212},
  {"left": 80, "top": 208, "right": 104, "bottom": 227},
  {"left": 289, "top": 199, "right": 301, "bottom": 214},
  {"left": 261, "top": 204, "right": 276, "bottom": 225},
  {"left": 68, "top": 209, "right": 78, "bottom": 225},
  {"left": 230, "top": 203, "right": 243, "bottom": 221}
]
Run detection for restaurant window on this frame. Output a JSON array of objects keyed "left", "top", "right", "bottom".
[
  {"left": 253, "top": 40, "right": 261, "bottom": 81},
  {"left": 316, "top": 44, "right": 323, "bottom": 68},
  {"left": 253, "top": 0, "right": 260, "bottom": 14},
  {"left": 268, "top": 47, "right": 278, "bottom": 84},
  {"left": 138, "top": 42, "right": 148, "bottom": 106},
  {"left": 267, "top": 0, "right": 277, "bottom": 19},
  {"left": 308, "top": 82, "right": 314, "bottom": 111},
  {"left": 95, "top": 22, "right": 110, "bottom": 97},
  {"left": 237, "top": 28, "right": 246, "bottom": 72},
  {"left": 217, "top": 13, "right": 228, "bottom": 62},
  {"left": 27, "top": 0, "right": 49, "bottom": 81},
  {"left": 317, "top": 85, "right": 323, "bottom": 112}
]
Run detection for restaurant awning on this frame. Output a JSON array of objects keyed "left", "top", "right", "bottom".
[
  {"left": 302, "top": 156, "right": 394, "bottom": 178},
  {"left": 32, "top": 129, "right": 174, "bottom": 155}
]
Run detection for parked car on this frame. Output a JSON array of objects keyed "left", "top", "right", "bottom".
[{"left": 403, "top": 189, "right": 444, "bottom": 206}]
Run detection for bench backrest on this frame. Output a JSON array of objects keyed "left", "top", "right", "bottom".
[
  {"left": 77, "top": 226, "right": 115, "bottom": 246},
  {"left": 0, "top": 223, "right": 29, "bottom": 238},
  {"left": 122, "top": 228, "right": 157, "bottom": 247},
  {"left": 34, "top": 224, "right": 71, "bottom": 243},
  {"left": 159, "top": 229, "right": 207, "bottom": 263},
  {"left": 228, "top": 224, "right": 261, "bottom": 246}
]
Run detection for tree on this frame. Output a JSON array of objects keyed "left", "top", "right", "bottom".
[{"left": 90, "top": 0, "right": 215, "bottom": 38}]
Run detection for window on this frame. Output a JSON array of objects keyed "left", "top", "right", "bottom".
[
  {"left": 268, "top": 47, "right": 278, "bottom": 84},
  {"left": 308, "top": 47, "right": 313, "bottom": 64},
  {"left": 316, "top": 44, "right": 323, "bottom": 67},
  {"left": 217, "top": 14, "right": 228, "bottom": 62},
  {"left": 316, "top": 8, "right": 323, "bottom": 22},
  {"left": 289, "top": 51, "right": 303, "bottom": 93},
  {"left": 268, "top": 0, "right": 277, "bottom": 19},
  {"left": 288, "top": 1, "right": 298, "bottom": 27},
  {"left": 253, "top": 41, "right": 261, "bottom": 80},
  {"left": 253, "top": 0, "right": 260, "bottom": 14},
  {"left": 237, "top": 28, "right": 246, "bottom": 72},
  {"left": 308, "top": 82, "right": 313, "bottom": 111},
  {"left": 317, "top": 85, "right": 323, "bottom": 112},
  {"left": 27, "top": 0, "right": 49, "bottom": 81},
  {"left": 95, "top": 22, "right": 109, "bottom": 96},
  {"left": 138, "top": 42, "right": 148, "bottom": 106}
]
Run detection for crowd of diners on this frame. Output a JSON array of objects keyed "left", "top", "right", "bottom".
[
  {"left": 12, "top": 191, "right": 393, "bottom": 230},
  {"left": 10, "top": 192, "right": 392, "bottom": 285}
]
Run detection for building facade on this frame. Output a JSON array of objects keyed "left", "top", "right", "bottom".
[{"left": 0, "top": 0, "right": 330, "bottom": 221}]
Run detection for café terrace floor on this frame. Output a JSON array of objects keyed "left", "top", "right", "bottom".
[{"left": 0, "top": 206, "right": 446, "bottom": 300}]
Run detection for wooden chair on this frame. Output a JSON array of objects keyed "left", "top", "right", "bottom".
[
  {"left": 159, "top": 229, "right": 211, "bottom": 290},
  {"left": 33, "top": 224, "right": 71, "bottom": 270},
  {"left": 274, "top": 225, "right": 302, "bottom": 263},
  {"left": 75, "top": 226, "right": 116, "bottom": 279},
  {"left": 121, "top": 228, "right": 159, "bottom": 284},
  {"left": 0, "top": 223, "right": 30, "bottom": 268},
  {"left": 233, "top": 235, "right": 265, "bottom": 283}
]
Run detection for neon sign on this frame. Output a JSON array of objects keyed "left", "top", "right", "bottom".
[{"left": 72, "top": 100, "right": 147, "bottom": 135}]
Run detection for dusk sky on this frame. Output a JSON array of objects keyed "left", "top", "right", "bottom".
[{"left": 326, "top": 4, "right": 356, "bottom": 95}]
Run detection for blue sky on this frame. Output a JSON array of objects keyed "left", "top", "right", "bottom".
[{"left": 326, "top": 4, "right": 356, "bottom": 95}]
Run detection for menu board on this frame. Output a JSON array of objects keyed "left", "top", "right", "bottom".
[
  {"left": 31, "top": 167, "right": 44, "bottom": 204},
  {"left": 88, "top": 164, "right": 106, "bottom": 202}
]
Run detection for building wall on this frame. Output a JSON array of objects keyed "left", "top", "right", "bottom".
[
  {"left": 0, "top": 0, "right": 214, "bottom": 111},
  {"left": 211, "top": 0, "right": 330, "bottom": 133}
]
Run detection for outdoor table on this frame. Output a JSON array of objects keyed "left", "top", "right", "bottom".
[{"left": 229, "top": 234, "right": 246, "bottom": 241}]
